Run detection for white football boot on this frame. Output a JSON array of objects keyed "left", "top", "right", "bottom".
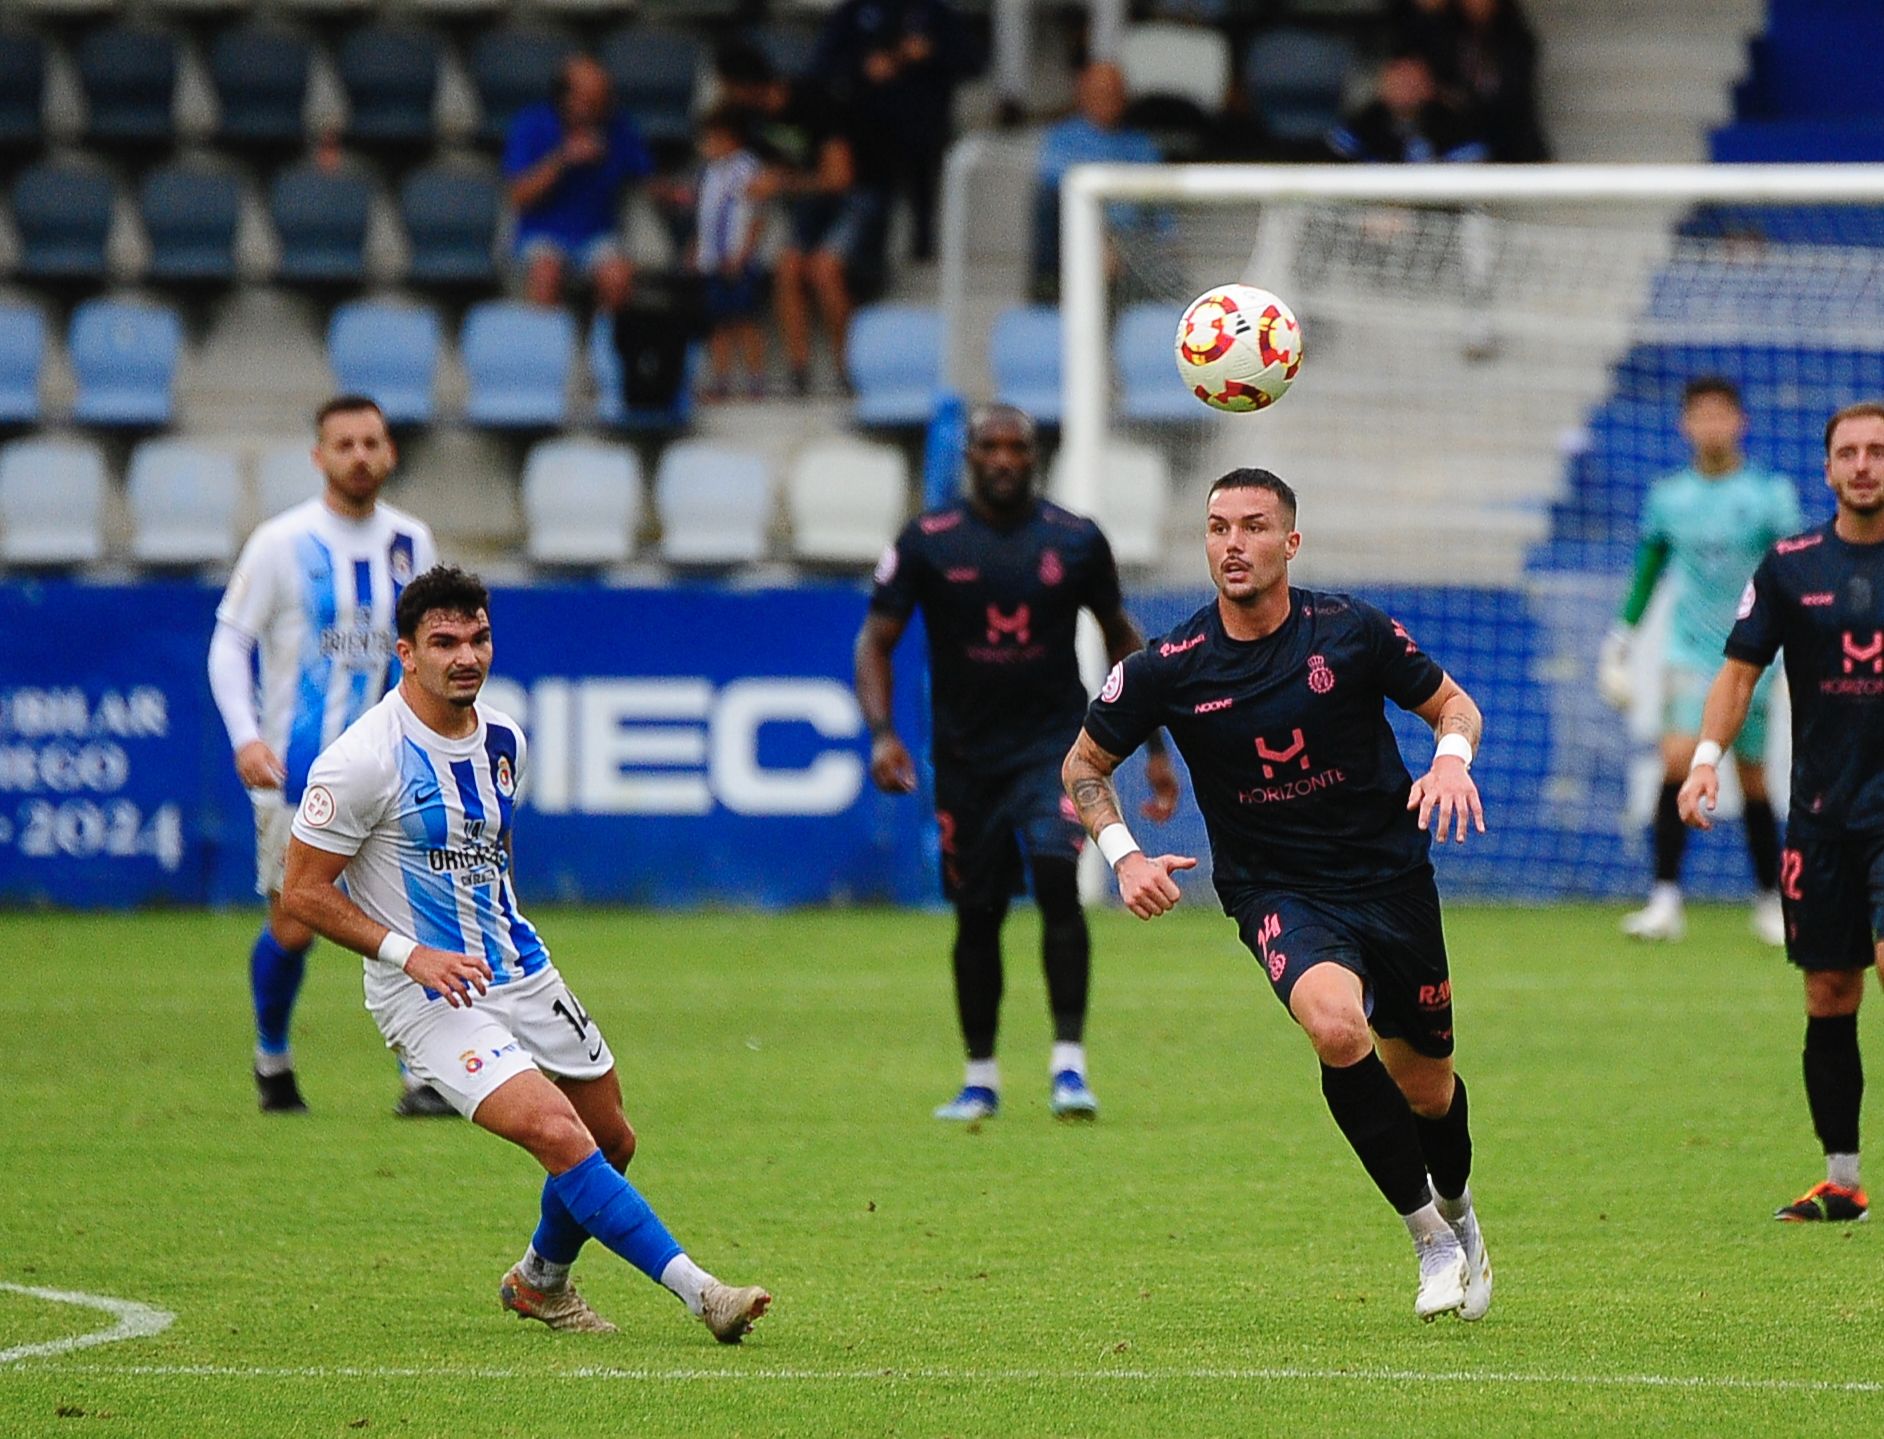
[
  {"left": 1751, "top": 890, "right": 1786, "bottom": 947},
  {"left": 1621, "top": 885, "right": 1686, "bottom": 942},
  {"left": 1445, "top": 1203, "right": 1494, "bottom": 1322},
  {"left": 1412, "top": 1230, "right": 1469, "bottom": 1322}
]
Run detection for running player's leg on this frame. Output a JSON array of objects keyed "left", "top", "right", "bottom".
[
  {"left": 1623, "top": 726, "right": 1695, "bottom": 941},
  {"left": 1733, "top": 677, "right": 1783, "bottom": 944},
  {"left": 250, "top": 796, "right": 312, "bottom": 1111},
  {"left": 936, "top": 769, "right": 1016, "bottom": 1118},
  {"left": 1014, "top": 761, "right": 1096, "bottom": 1115}
]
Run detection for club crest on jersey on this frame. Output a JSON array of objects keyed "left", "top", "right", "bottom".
[
  {"left": 494, "top": 754, "right": 516, "bottom": 797},
  {"left": 300, "top": 784, "right": 336, "bottom": 828},
  {"left": 1737, "top": 581, "right": 1757, "bottom": 620},
  {"left": 1039, "top": 548, "right": 1064, "bottom": 586},
  {"left": 389, "top": 547, "right": 414, "bottom": 585},
  {"left": 1100, "top": 662, "right": 1124, "bottom": 703},
  {"left": 1306, "top": 654, "right": 1335, "bottom": 694}
]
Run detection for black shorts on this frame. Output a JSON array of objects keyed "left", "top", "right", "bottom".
[
  {"left": 1226, "top": 877, "right": 1455, "bottom": 1058},
  {"left": 1780, "top": 828, "right": 1884, "bottom": 970},
  {"left": 934, "top": 757, "right": 1084, "bottom": 907}
]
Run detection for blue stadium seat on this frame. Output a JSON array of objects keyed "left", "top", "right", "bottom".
[
  {"left": 846, "top": 304, "right": 944, "bottom": 427},
  {"left": 338, "top": 25, "right": 442, "bottom": 149},
  {"left": 600, "top": 26, "right": 701, "bottom": 149},
  {"left": 13, "top": 162, "right": 115, "bottom": 284},
  {"left": 990, "top": 305, "right": 1064, "bottom": 423},
  {"left": 401, "top": 165, "right": 500, "bottom": 289},
  {"left": 473, "top": 28, "right": 576, "bottom": 148},
  {"left": 77, "top": 24, "right": 179, "bottom": 150},
  {"left": 0, "top": 34, "right": 47, "bottom": 159},
  {"left": 0, "top": 438, "right": 107, "bottom": 568},
  {"left": 1114, "top": 301, "right": 1198, "bottom": 423},
  {"left": 589, "top": 315, "right": 698, "bottom": 431},
  {"left": 327, "top": 301, "right": 441, "bottom": 426},
  {"left": 126, "top": 439, "right": 241, "bottom": 567},
  {"left": 69, "top": 298, "right": 183, "bottom": 428},
  {"left": 1244, "top": 27, "right": 1357, "bottom": 143},
  {"left": 463, "top": 301, "right": 574, "bottom": 428},
  {"left": 141, "top": 165, "right": 242, "bottom": 285},
  {"left": 211, "top": 24, "right": 312, "bottom": 152},
  {"left": 0, "top": 305, "right": 45, "bottom": 426},
  {"left": 271, "top": 166, "right": 371, "bottom": 285}
]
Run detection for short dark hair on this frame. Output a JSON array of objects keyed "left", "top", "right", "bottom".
[
  {"left": 714, "top": 41, "right": 775, "bottom": 88},
  {"left": 1825, "top": 401, "right": 1884, "bottom": 454},
  {"left": 396, "top": 565, "right": 490, "bottom": 641},
  {"left": 1208, "top": 467, "right": 1298, "bottom": 523},
  {"left": 315, "top": 394, "right": 386, "bottom": 433},
  {"left": 1682, "top": 376, "right": 1742, "bottom": 409}
]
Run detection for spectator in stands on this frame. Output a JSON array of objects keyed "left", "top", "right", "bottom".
[
  {"left": 1452, "top": 0, "right": 1548, "bottom": 162},
  {"left": 811, "top": 0, "right": 972, "bottom": 263},
  {"left": 716, "top": 43, "right": 889, "bottom": 398},
  {"left": 1325, "top": 51, "right": 1489, "bottom": 164},
  {"left": 1031, "top": 61, "right": 1162, "bottom": 300},
  {"left": 692, "top": 107, "right": 769, "bottom": 401},
  {"left": 503, "top": 55, "right": 652, "bottom": 313}
]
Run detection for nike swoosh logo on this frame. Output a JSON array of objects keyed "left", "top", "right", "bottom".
[{"left": 587, "top": 1043, "right": 603, "bottom": 1062}]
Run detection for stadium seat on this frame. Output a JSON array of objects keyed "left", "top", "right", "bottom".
[
  {"left": 326, "top": 301, "right": 441, "bottom": 427},
  {"left": 271, "top": 166, "right": 371, "bottom": 285},
  {"left": 77, "top": 24, "right": 180, "bottom": 150},
  {"left": 750, "top": 21, "right": 819, "bottom": 81},
  {"left": 1115, "top": 302, "right": 1199, "bottom": 422},
  {"left": 69, "top": 298, "right": 183, "bottom": 428},
  {"left": 846, "top": 304, "right": 944, "bottom": 427},
  {"left": 1119, "top": 23, "right": 1232, "bottom": 111},
  {"left": 401, "top": 165, "right": 501, "bottom": 289},
  {"left": 0, "top": 438, "right": 107, "bottom": 567},
  {"left": 600, "top": 26, "right": 701, "bottom": 149},
  {"left": 472, "top": 28, "right": 577, "bottom": 148},
  {"left": 785, "top": 437, "right": 908, "bottom": 564},
  {"left": 522, "top": 439, "right": 642, "bottom": 566},
  {"left": 257, "top": 441, "right": 321, "bottom": 518},
  {"left": 654, "top": 441, "right": 772, "bottom": 565},
  {"left": 462, "top": 302, "right": 574, "bottom": 428},
  {"left": 1243, "top": 27, "right": 1357, "bottom": 143},
  {"left": 211, "top": 24, "right": 313, "bottom": 152},
  {"left": 12, "top": 162, "right": 115, "bottom": 284},
  {"left": 589, "top": 316, "right": 699, "bottom": 431},
  {"left": 337, "top": 25, "right": 442, "bottom": 149},
  {"left": 126, "top": 439, "right": 241, "bottom": 567},
  {"left": 141, "top": 165, "right": 242, "bottom": 285},
  {"left": 990, "top": 305, "right": 1064, "bottom": 423},
  {"left": 1047, "top": 439, "right": 1170, "bottom": 567},
  {"left": 0, "top": 306, "right": 46, "bottom": 427},
  {"left": 0, "top": 33, "right": 47, "bottom": 160}
]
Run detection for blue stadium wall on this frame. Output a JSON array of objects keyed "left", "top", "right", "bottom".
[{"left": 0, "top": 579, "right": 1762, "bottom": 909}]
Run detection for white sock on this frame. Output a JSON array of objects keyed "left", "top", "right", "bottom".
[
  {"left": 253, "top": 1048, "right": 293, "bottom": 1077},
  {"left": 1650, "top": 881, "right": 1682, "bottom": 906},
  {"left": 1434, "top": 1185, "right": 1472, "bottom": 1224},
  {"left": 965, "top": 1058, "right": 999, "bottom": 1091},
  {"left": 1050, "top": 1042, "right": 1086, "bottom": 1077},
  {"left": 660, "top": 1253, "right": 713, "bottom": 1316},
  {"left": 1401, "top": 1201, "right": 1454, "bottom": 1247},
  {"left": 518, "top": 1244, "right": 570, "bottom": 1291},
  {"left": 1828, "top": 1152, "right": 1862, "bottom": 1189}
]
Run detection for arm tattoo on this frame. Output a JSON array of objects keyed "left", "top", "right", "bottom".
[
  {"left": 1062, "top": 733, "right": 1126, "bottom": 837},
  {"left": 1437, "top": 702, "right": 1482, "bottom": 750}
]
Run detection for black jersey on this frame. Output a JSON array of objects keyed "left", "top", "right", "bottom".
[
  {"left": 871, "top": 498, "right": 1123, "bottom": 773},
  {"left": 1726, "top": 521, "right": 1884, "bottom": 833},
  {"left": 1083, "top": 589, "right": 1446, "bottom": 902}
]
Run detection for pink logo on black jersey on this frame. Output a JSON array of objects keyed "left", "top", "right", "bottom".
[
  {"left": 986, "top": 603, "right": 1031, "bottom": 646},
  {"left": 919, "top": 512, "right": 963, "bottom": 535},
  {"left": 1801, "top": 592, "right": 1835, "bottom": 607},
  {"left": 1039, "top": 548, "right": 1065, "bottom": 586},
  {"left": 1100, "top": 662, "right": 1124, "bottom": 703},
  {"left": 1159, "top": 632, "right": 1206, "bottom": 658},
  {"left": 1391, "top": 619, "right": 1419, "bottom": 655},
  {"left": 1843, "top": 631, "right": 1884, "bottom": 674},
  {"left": 1737, "top": 581, "right": 1757, "bottom": 620},
  {"left": 1306, "top": 654, "right": 1335, "bottom": 695},
  {"left": 1254, "top": 729, "right": 1310, "bottom": 779},
  {"left": 1777, "top": 533, "right": 1824, "bottom": 554},
  {"left": 1194, "top": 697, "right": 1232, "bottom": 714},
  {"left": 945, "top": 567, "right": 979, "bottom": 583},
  {"left": 1254, "top": 911, "right": 1288, "bottom": 982}
]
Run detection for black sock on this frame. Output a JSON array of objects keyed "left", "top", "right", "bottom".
[
  {"left": 1412, "top": 1075, "right": 1472, "bottom": 1201},
  {"left": 1804, "top": 1014, "right": 1863, "bottom": 1156},
  {"left": 1031, "top": 857, "right": 1089, "bottom": 1044},
  {"left": 1320, "top": 1053, "right": 1433, "bottom": 1216},
  {"left": 1744, "top": 798, "right": 1781, "bottom": 891},
  {"left": 952, "top": 902, "right": 1007, "bottom": 1062},
  {"left": 1654, "top": 781, "right": 1687, "bottom": 884}
]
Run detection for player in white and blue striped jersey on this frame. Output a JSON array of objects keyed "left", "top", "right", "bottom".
[
  {"left": 207, "top": 395, "right": 443, "bottom": 1116},
  {"left": 281, "top": 567, "right": 770, "bottom": 1341}
]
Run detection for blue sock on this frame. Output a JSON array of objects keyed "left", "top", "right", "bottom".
[
  {"left": 544, "top": 1150, "right": 683, "bottom": 1282},
  {"left": 250, "top": 927, "right": 309, "bottom": 1058},
  {"left": 531, "top": 1179, "right": 591, "bottom": 1267}
]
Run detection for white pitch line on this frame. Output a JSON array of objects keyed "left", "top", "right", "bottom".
[
  {"left": 0, "top": 1283, "right": 175, "bottom": 1366},
  {"left": 12, "top": 1361, "right": 1884, "bottom": 1396}
]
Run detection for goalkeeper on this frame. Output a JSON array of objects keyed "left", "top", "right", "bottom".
[{"left": 1598, "top": 376, "right": 1800, "bottom": 944}]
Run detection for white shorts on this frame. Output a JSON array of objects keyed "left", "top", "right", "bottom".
[
  {"left": 367, "top": 964, "right": 617, "bottom": 1119},
  {"left": 251, "top": 792, "right": 294, "bottom": 898}
]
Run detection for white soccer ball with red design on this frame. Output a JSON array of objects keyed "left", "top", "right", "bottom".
[{"left": 1174, "top": 285, "right": 1303, "bottom": 414}]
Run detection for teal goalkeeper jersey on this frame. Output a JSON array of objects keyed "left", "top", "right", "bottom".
[{"left": 1640, "top": 463, "right": 1803, "bottom": 670}]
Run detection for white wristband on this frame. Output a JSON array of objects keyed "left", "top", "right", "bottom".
[
  {"left": 1096, "top": 823, "right": 1142, "bottom": 869},
  {"left": 1690, "top": 740, "right": 1723, "bottom": 772},
  {"left": 1434, "top": 733, "right": 1474, "bottom": 768},
  {"left": 377, "top": 931, "right": 418, "bottom": 966}
]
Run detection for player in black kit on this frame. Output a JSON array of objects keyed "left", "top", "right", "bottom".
[
  {"left": 1680, "top": 401, "right": 1884, "bottom": 1223},
  {"left": 1062, "top": 467, "right": 1494, "bottom": 1323},
  {"left": 854, "top": 404, "right": 1179, "bottom": 1122}
]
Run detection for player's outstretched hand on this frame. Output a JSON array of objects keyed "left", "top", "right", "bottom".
[
  {"left": 1677, "top": 766, "right": 1719, "bottom": 830},
  {"left": 1408, "top": 758, "right": 1486, "bottom": 844},
  {"left": 1142, "top": 751, "right": 1181, "bottom": 823},
  {"left": 235, "top": 739, "right": 286, "bottom": 790},
  {"left": 1115, "top": 852, "right": 1196, "bottom": 920},
  {"left": 869, "top": 733, "right": 918, "bottom": 794},
  {"left": 405, "top": 947, "right": 493, "bottom": 1008}
]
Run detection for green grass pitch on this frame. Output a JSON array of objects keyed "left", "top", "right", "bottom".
[{"left": 2, "top": 904, "right": 1882, "bottom": 1436}]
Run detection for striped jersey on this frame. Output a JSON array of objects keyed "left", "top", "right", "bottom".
[
  {"left": 290, "top": 688, "right": 550, "bottom": 1007},
  {"left": 216, "top": 498, "right": 437, "bottom": 801},
  {"left": 694, "top": 148, "right": 761, "bottom": 271}
]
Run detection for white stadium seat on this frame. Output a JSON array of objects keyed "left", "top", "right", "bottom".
[
  {"left": 785, "top": 438, "right": 908, "bottom": 565},
  {"left": 256, "top": 442, "right": 321, "bottom": 521},
  {"left": 523, "top": 439, "right": 643, "bottom": 567},
  {"left": 127, "top": 440, "right": 242, "bottom": 568},
  {"left": 1048, "top": 440, "right": 1172, "bottom": 568},
  {"left": 654, "top": 441, "right": 772, "bottom": 565},
  {"left": 1118, "top": 22, "right": 1232, "bottom": 110},
  {"left": 0, "top": 437, "right": 107, "bottom": 567}
]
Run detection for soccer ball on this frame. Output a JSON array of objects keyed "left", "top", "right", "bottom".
[{"left": 1174, "top": 285, "right": 1304, "bottom": 413}]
